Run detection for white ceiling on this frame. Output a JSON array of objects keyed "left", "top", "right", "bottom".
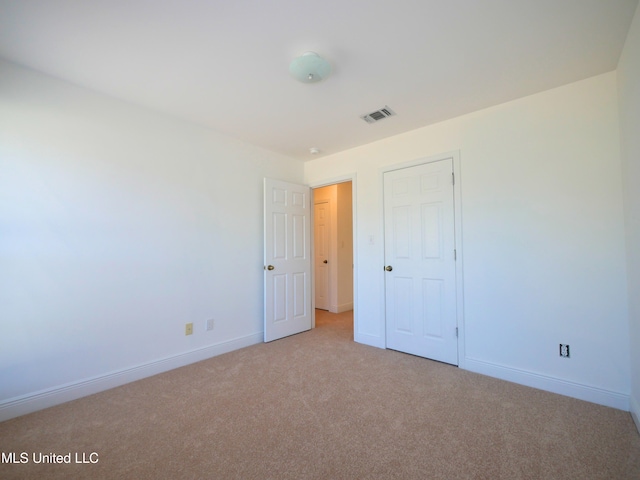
[{"left": 0, "top": 0, "right": 637, "bottom": 161}]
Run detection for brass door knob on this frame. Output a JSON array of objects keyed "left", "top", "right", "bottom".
[
  {"left": 266, "top": 265, "right": 275, "bottom": 270},
  {"left": 385, "top": 265, "right": 393, "bottom": 271},
  {"left": 323, "top": 260, "right": 328, "bottom": 264}
]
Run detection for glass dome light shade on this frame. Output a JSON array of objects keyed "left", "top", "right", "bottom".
[{"left": 289, "top": 52, "right": 332, "bottom": 83}]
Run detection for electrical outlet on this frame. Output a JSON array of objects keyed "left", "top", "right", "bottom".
[
  {"left": 206, "top": 319, "right": 214, "bottom": 331},
  {"left": 185, "top": 323, "right": 193, "bottom": 336},
  {"left": 559, "top": 344, "right": 570, "bottom": 358}
]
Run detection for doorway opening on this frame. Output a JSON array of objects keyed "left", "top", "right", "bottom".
[{"left": 312, "top": 181, "right": 354, "bottom": 332}]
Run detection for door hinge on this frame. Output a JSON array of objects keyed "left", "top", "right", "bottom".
[
  {"left": 456, "top": 327, "right": 459, "bottom": 338},
  {"left": 454, "top": 249, "right": 457, "bottom": 261},
  {"left": 452, "top": 172, "right": 455, "bottom": 185}
]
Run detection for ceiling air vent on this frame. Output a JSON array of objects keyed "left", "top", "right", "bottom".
[{"left": 361, "top": 106, "right": 396, "bottom": 124}]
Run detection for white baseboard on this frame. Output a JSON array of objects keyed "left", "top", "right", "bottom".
[
  {"left": 335, "top": 302, "right": 353, "bottom": 313},
  {"left": 329, "top": 303, "right": 354, "bottom": 313},
  {"left": 0, "top": 332, "right": 263, "bottom": 422},
  {"left": 354, "top": 332, "right": 385, "bottom": 349},
  {"left": 630, "top": 394, "right": 640, "bottom": 434},
  {"left": 464, "top": 358, "right": 629, "bottom": 411}
]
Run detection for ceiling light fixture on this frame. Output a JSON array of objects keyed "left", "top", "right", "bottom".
[{"left": 289, "top": 52, "right": 332, "bottom": 83}]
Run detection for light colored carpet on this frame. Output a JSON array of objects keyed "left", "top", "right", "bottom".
[{"left": 1, "top": 310, "right": 639, "bottom": 479}]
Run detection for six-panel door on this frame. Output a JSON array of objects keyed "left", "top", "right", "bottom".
[
  {"left": 383, "top": 159, "right": 458, "bottom": 365},
  {"left": 264, "top": 178, "right": 312, "bottom": 342}
]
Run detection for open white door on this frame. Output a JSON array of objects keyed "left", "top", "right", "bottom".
[{"left": 264, "top": 178, "right": 312, "bottom": 342}]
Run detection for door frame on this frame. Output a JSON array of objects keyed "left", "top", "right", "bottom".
[
  {"left": 309, "top": 174, "right": 357, "bottom": 333},
  {"left": 380, "top": 151, "right": 465, "bottom": 369}
]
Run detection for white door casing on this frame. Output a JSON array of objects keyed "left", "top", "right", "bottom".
[
  {"left": 264, "top": 178, "right": 312, "bottom": 342},
  {"left": 383, "top": 159, "right": 458, "bottom": 365},
  {"left": 314, "top": 201, "right": 330, "bottom": 310}
]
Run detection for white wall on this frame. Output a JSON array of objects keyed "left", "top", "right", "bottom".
[
  {"left": 305, "top": 72, "right": 630, "bottom": 409},
  {"left": 0, "top": 60, "right": 303, "bottom": 419},
  {"left": 618, "top": 3, "right": 640, "bottom": 429},
  {"left": 336, "top": 182, "right": 353, "bottom": 312}
]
